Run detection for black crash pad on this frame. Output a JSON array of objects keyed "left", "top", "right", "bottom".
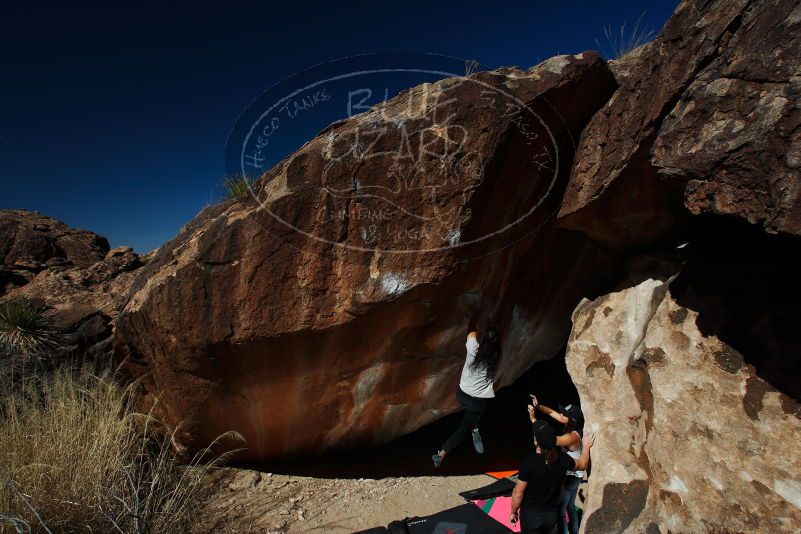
[
  {"left": 387, "top": 503, "right": 513, "bottom": 533},
  {"left": 458, "top": 477, "right": 516, "bottom": 501}
]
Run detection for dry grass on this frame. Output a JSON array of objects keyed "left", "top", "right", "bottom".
[
  {"left": 595, "top": 13, "right": 655, "bottom": 60},
  {"left": 463, "top": 59, "right": 480, "bottom": 77},
  {"left": 0, "top": 366, "right": 235, "bottom": 533}
]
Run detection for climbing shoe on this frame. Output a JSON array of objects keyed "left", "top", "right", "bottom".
[
  {"left": 472, "top": 428, "right": 485, "bottom": 454},
  {"left": 432, "top": 452, "right": 443, "bottom": 468}
]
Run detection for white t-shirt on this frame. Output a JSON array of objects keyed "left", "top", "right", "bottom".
[
  {"left": 459, "top": 337, "right": 495, "bottom": 398},
  {"left": 565, "top": 431, "right": 586, "bottom": 478}
]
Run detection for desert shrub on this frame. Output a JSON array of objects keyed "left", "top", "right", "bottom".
[
  {"left": 0, "top": 299, "right": 61, "bottom": 390},
  {"left": 222, "top": 175, "right": 254, "bottom": 200},
  {"left": 0, "top": 299, "right": 57, "bottom": 359},
  {"left": 0, "top": 365, "right": 235, "bottom": 533},
  {"left": 595, "top": 13, "right": 655, "bottom": 60}
]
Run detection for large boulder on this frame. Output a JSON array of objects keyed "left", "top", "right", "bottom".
[
  {"left": 558, "top": 0, "right": 801, "bottom": 249},
  {"left": 566, "top": 254, "right": 801, "bottom": 533},
  {"left": 114, "top": 53, "right": 618, "bottom": 459}
]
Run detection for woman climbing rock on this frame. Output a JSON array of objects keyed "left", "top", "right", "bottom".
[
  {"left": 528, "top": 396, "right": 587, "bottom": 534},
  {"left": 432, "top": 325, "right": 502, "bottom": 467}
]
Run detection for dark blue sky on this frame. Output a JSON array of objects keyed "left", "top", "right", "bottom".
[{"left": 1, "top": 1, "right": 678, "bottom": 252}]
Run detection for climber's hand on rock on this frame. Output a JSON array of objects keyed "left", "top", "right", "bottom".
[
  {"left": 583, "top": 431, "right": 596, "bottom": 449},
  {"left": 467, "top": 313, "right": 479, "bottom": 333}
]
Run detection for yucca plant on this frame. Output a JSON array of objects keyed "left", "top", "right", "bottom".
[
  {"left": 0, "top": 298, "right": 56, "bottom": 357},
  {"left": 595, "top": 13, "right": 655, "bottom": 60},
  {"left": 222, "top": 175, "right": 254, "bottom": 200}
]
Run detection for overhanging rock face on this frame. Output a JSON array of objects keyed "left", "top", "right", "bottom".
[
  {"left": 114, "top": 53, "right": 617, "bottom": 460},
  {"left": 558, "top": 0, "right": 801, "bottom": 250}
]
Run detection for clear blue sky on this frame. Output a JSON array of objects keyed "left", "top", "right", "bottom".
[{"left": 0, "top": 1, "right": 678, "bottom": 252}]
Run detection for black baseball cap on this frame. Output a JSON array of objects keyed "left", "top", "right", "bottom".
[
  {"left": 559, "top": 403, "right": 584, "bottom": 424},
  {"left": 532, "top": 420, "right": 556, "bottom": 450}
]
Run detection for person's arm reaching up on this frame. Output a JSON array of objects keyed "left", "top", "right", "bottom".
[
  {"left": 536, "top": 401, "right": 569, "bottom": 425},
  {"left": 531, "top": 396, "right": 579, "bottom": 447},
  {"left": 573, "top": 431, "right": 595, "bottom": 471},
  {"left": 527, "top": 403, "right": 537, "bottom": 423},
  {"left": 467, "top": 312, "right": 479, "bottom": 336}
]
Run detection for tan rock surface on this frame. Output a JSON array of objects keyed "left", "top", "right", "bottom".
[{"left": 566, "top": 268, "right": 801, "bottom": 533}]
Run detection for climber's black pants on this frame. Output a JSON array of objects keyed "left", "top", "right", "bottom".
[{"left": 441, "top": 387, "right": 490, "bottom": 453}]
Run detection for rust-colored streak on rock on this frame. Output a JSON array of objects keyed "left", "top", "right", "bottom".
[{"left": 625, "top": 358, "right": 654, "bottom": 435}]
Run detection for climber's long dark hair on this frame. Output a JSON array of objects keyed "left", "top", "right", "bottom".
[{"left": 470, "top": 326, "right": 502, "bottom": 380}]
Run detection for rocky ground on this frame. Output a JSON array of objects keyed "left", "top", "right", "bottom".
[{"left": 203, "top": 468, "right": 490, "bottom": 533}]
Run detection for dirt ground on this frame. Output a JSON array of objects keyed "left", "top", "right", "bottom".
[
  {"left": 199, "top": 357, "right": 584, "bottom": 533},
  {"left": 203, "top": 468, "right": 492, "bottom": 533}
]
